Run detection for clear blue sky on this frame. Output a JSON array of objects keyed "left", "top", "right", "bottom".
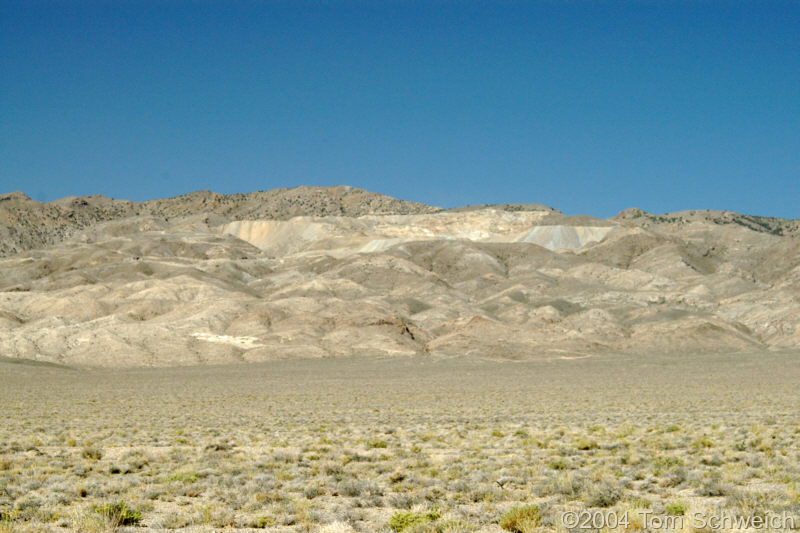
[{"left": 1, "top": 1, "right": 798, "bottom": 218}]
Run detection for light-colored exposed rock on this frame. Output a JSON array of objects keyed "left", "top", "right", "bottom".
[{"left": 223, "top": 213, "right": 618, "bottom": 256}]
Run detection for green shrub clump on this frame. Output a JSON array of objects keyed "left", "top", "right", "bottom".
[
  {"left": 93, "top": 501, "right": 142, "bottom": 526},
  {"left": 665, "top": 500, "right": 687, "bottom": 515},
  {"left": 499, "top": 504, "right": 541, "bottom": 532},
  {"left": 168, "top": 471, "right": 199, "bottom": 483},
  {"left": 388, "top": 508, "right": 441, "bottom": 531}
]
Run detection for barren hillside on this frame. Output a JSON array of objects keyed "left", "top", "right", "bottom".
[
  {"left": 0, "top": 187, "right": 798, "bottom": 366},
  {"left": 0, "top": 186, "right": 439, "bottom": 256}
]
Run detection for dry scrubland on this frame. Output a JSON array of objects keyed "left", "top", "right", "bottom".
[{"left": 1, "top": 352, "right": 799, "bottom": 532}]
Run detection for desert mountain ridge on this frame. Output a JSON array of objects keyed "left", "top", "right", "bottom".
[{"left": 1, "top": 185, "right": 798, "bottom": 366}]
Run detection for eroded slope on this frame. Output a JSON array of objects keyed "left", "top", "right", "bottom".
[{"left": 0, "top": 195, "right": 797, "bottom": 366}]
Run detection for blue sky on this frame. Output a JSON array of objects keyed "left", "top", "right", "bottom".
[{"left": 1, "top": 1, "right": 798, "bottom": 218}]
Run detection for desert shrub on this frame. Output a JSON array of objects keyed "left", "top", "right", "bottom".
[
  {"left": 167, "top": 470, "right": 198, "bottom": 483},
  {"left": 250, "top": 514, "right": 276, "bottom": 528},
  {"left": 12, "top": 494, "right": 42, "bottom": 520},
  {"left": 468, "top": 484, "right": 498, "bottom": 503},
  {"left": 93, "top": 500, "right": 142, "bottom": 526},
  {"left": 695, "top": 472, "right": 727, "bottom": 496},
  {"left": 665, "top": 500, "right": 687, "bottom": 515},
  {"left": 547, "top": 458, "right": 568, "bottom": 470},
  {"left": 251, "top": 473, "right": 275, "bottom": 491},
  {"left": 272, "top": 450, "right": 299, "bottom": 463},
  {"left": 653, "top": 455, "right": 683, "bottom": 469},
  {"left": 81, "top": 447, "right": 102, "bottom": 460},
  {"left": 324, "top": 461, "right": 344, "bottom": 477},
  {"left": 693, "top": 436, "right": 714, "bottom": 449},
  {"left": 344, "top": 450, "right": 374, "bottom": 462},
  {"left": 160, "top": 512, "right": 192, "bottom": 528},
  {"left": 499, "top": 504, "right": 541, "bottom": 532},
  {"left": 338, "top": 478, "right": 381, "bottom": 497},
  {"left": 338, "top": 479, "right": 364, "bottom": 497},
  {"left": 539, "top": 471, "right": 585, "bottom": 497},
  {"left": 700, "top": 453, "right": 724, "bottom": 466},
  {"left": 388, "top": 508, "right": 441, "bottom": 532},
  {"left": 660, "top": 466, "right": 687, "bottom": 487},
  {"left": 198, "top": 504, "right": 235, "bottom": 527},
  {"left": 744, "top": 453, "right": 763, "bottom": 468},
  {"left": 626, "top": 496, "right": 652, "bottom": 509},
  {"left": 725, "top": 488, "right": 773, "bottom": 519},
  {"left": 387, "top": 493, "right": 416, "bottom": 509},
  {"left": 205, "top": 440, "right": 232, "bottom": 451},
  {"left": 583, "top": 479, "right": 622, "bottom": 507},
  {"left": 303, "top": 484, "right": 325, "bottom": 499},
  {"left": 574, "top": 438, "right": 598, "bottom": 451},
  {"left": 422, "top": 519, "right": 471, "bottom": 532}
]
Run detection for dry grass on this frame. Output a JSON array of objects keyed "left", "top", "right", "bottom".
[{"left": 1, "top": 352, "right": 799, "bottom": 532}]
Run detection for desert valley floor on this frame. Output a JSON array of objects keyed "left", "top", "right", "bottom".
[{"left": 1, "top": 352, "right": 799, "bottom": 532}]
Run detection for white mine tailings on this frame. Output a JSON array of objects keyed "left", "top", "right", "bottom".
[{"left": 222, "top": 211, "right": 618, "bottom": 256}]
